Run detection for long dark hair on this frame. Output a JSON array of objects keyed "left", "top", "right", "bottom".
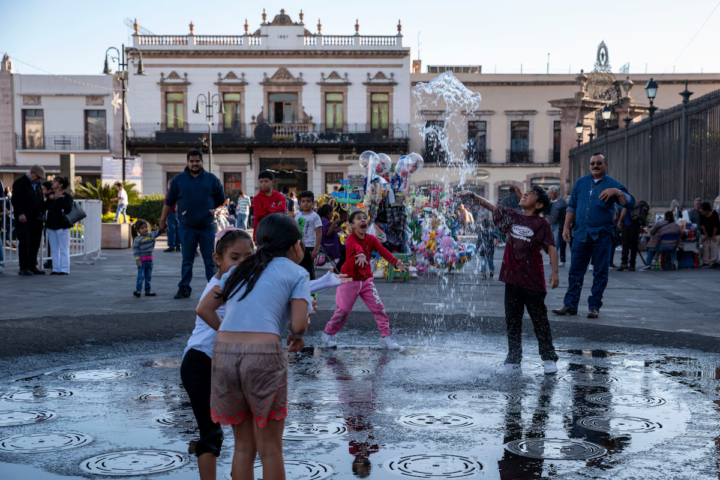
[{"left": 221, "top": 214, "right": 301, "bottom": 303}]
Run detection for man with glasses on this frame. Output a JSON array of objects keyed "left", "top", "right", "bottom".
[{"left": 552, "top": 153, "right": 634, "bottom": 319}]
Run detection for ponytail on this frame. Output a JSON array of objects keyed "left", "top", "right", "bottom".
[{"left": 221, "top": 214, "right": 301, "bottom": 303}]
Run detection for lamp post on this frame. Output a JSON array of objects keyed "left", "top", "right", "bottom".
[
  {"left": 645, "top": 78, "right": 658, "bottom": 118},
  {"left": 601, "top": 105, "right": 612, "bottom": 135},
  {"left": 575, "top": 121, "right": 583, "bottom": 146},
  {"left": 103, "top": 45, "right": 147, "bottom": 182},
  {"left": 193, "top": 92, "right": 225, "bottom": 174}
]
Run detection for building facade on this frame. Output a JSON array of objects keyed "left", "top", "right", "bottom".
[{"left": 125, "top": 10, "right": 410, "bottom": 197}]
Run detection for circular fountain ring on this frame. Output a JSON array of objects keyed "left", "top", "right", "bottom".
[
  {"left": 385, "top": 454, "right": 483, "bottom": 478},
  {"left": 0, "top": 388, "right": 73, "bottom": 402},
  {"left": 224, "top": 460, "right": 335, "bottom": 480},
  {"left": 447, "top": 391, "right": 520, "bottom": 404},
  {"left": 282, "top": 422, "right": 347, "bottom": 441},
  {"left": 155, "top": 410, "right": 197, "bottom": 429},
  {"left": 59, "top": 370, "right": 132, "bottom": 381},
  {"left": 505, "top": 438, "right": 607, "bottom": 460},
  {"left": 577, "top": 416, "right": 662, "bottom": 434},
  {"left": 142, "top": 359, "right": 182, "bottom": 368},
  {"left": 0, "top": 410, "right": 57, "bottom": 427},
  {"left": 79, "top": 450, "right": 188, "bottom": 476},
  {"left": 585, "top": 393, "right": 666, "bottom": 407},
  {"left": 558, "top": 374, "right": 619, "bottom": 387},
  {"left": 0, "top": 432, "right": 92, "bottom": 453},
  {"left": 396, "top": 413, "right": 480, "bottom": 430},
  {"left": 309, "top": 367, "right": 373, "bottom": 376}
]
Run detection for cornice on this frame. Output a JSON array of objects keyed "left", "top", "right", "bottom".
[{"left": 133, "top": 50, "right": 410, "bottom": 59}]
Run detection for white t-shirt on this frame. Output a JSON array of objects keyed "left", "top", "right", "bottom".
[
  {"left": 183, "top": 275, "right": 225, "bottom": 359},
  {"left": 295, "top": 211, "right": 323, "bottom": 248},
  {"left": 118, "top": 189, "right": 128, "bottom": 206}
]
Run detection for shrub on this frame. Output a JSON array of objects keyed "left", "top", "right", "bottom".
[{"left": 127, "top": 197, "right": 164, "bottom": 228}]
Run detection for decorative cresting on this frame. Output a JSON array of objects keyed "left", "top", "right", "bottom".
[
  {"left": 159, "top": 71, "right": 190, "bottom": 85},
  {"left": 595, "top": 41, "right": 611, "bottom": 73},
  {"left": 585, "top": 41, "right": 622, "bottom": 130},
  {"left": 261, "top": 67, "right": 305, "bottom": 85},
  {"left": 269, "top": 9, "right": 296, "bottom": 26},
  {"left": 363, "top": 71, "right": 397, "bottom": 86},
  {"left": 318, "top": 71, "right": 350, "bottom": 85},
  {"left": 216, "top": 71, "right": 247, "bottom": 85}
]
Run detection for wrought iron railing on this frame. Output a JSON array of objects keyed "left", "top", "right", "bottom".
[
  {"left": 506, "top": 149, "right": 534, "bottom": 164},
  {"left": 15, "top": 134, "right": 111, "bottom": 151},
  {"left": 549, "top": 149, "right": 561, "bottom": 163},
  {"left": 467, "top": 149, "right": 491, "bottom": 164}
]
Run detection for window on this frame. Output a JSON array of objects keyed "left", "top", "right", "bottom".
[
  {"left": 223, "top": 93, "right": 242, "bottom": 132},
  {"left": 166, "top": 93, "right": 184, "bottom": 131},
  {"left": 371, "top": 93, "right": 389, "bottom": 134},
  {"left": 467, "top": 121, "right": 487, "bottom": 162},
  {"left": 509, "top": 120, "right": 530, "bottom": 163},
  {"left": 498, "top": 185, "right": 514, "bottom": 200},
  {"left": 325, "top": 93, "right": 344, "bottom": 132},
  {"left": 531, "top": 176, "right": 560, "bottom": 191},
  {"left": 269, "top": 93, "right": 298, "bottom": 124},
  {"left": 224, "top": 173, "right": 242, "bottom": 196},
  {"left": 425, "top": 120, "right": 446, "bottom": 163},
  {"left": 22, "top": 109, "right": 44, "bottom": 149},
  {"left": 166, "top": 171, "right": 181, "bottom": 190},
  {"left": 325, "top": 172, "right": 344, "bottom": 194},
  {"left": 85, "top": 110, "right": 107, "bottom": 149},
  {"left": 552, "top": 120, "right": 561, "bottom": 162}
]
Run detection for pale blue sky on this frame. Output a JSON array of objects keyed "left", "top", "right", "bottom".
[{"left": 1, "top": 0, "right": 719, "bottom": 76}]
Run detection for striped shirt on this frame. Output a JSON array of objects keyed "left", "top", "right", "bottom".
[{"left": 236, "top": 196, "right": 251, "bottom": 215}]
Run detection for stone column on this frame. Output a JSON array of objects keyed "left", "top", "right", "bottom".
[
  {"left": 0, "top": 54, "right": 15, "bottom": 173},
  {"left": 60, "top": 154, "right": 76, "bottom": 194}
]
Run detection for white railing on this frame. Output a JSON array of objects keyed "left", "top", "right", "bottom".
[
  {"left": 196, "top": 35, "right": 244, "bottom": 45},
  {"left": 359, "top": 36, "right": 398, "bottom": 46},
  {"left": 270, "top": 123, "right": 314, "bottom": 136},
  {"left": 1, "top": 198, "right": 103, "bottom": 269},
  {"left": 322, "top": 36, "right": 355, "bottom": 46}
]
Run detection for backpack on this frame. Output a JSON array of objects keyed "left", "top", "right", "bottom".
[{"left": 630, "top": 201, "right": 649, "bottom": 226}]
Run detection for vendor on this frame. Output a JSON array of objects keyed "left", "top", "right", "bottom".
[{"left": 643, "top": 211, "right": 682, "bottom": 270}]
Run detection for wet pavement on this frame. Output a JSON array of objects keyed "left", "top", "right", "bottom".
[{"left": 1, "top": 331, "right": 720, "bottom": 479}]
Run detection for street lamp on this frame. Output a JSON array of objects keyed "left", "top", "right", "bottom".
[
  {"left": 575, "top": 121, "right": 583, "bottom": 146},
  {"left": 193, "top": 92, "right": 225, "bottom": 174},
  {"left": 103, "top": 45, "right": 147, "bottom": 182},
  {"left": 601, "top": 105, "right": 612, "bottom": 121},
  {"left": 645, "top": 78, "right": 658, "bottom": 118}
]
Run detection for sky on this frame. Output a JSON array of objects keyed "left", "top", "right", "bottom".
[{"left": 1, "top": 0, "right": 719, "bottom": 76}]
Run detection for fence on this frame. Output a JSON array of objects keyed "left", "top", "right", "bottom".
[
  {"left": 1, "top": 198, "right": 103, "bottom": 269},
  {"left": 569, "top": 89, "right": 720, "bottom": 207}
]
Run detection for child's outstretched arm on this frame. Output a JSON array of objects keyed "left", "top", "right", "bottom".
[
  {"left": 196, "top": 285, "right": 224, "bottom": 331},
  {"left": 455, "top": 191, "right": 497, "bottom": 214}
]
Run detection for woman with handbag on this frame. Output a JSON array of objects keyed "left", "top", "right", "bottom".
[{"left": 45, "top": 176, "right": 73, "bottom": 275}]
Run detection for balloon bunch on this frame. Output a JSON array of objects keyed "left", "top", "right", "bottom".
[
  {"left": 411, "top": 209, "right": 476, "bottom": 272},
  {"left": 358, "top": 150, "right": 424, "bottom": 192}
]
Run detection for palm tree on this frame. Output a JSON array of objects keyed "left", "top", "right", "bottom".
[{"left": 75, "top": 180, "right": 139, "bottom": 214}]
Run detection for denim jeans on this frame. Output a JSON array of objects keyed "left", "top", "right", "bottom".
[
  {"left": 563, "top": 230, "right": 613, "bottom": 312},
  {"left": 136, "top": 260, "right": 153, "bottom": 292},
  {"left": 551, "top": 224, "right": 566, "bottom": 263},
  {"left": 167, "top": 212, "right": 180, "bottom": 249},
  {"left": 178, "top": 223, "right": 215, "bottom": 289},
  {"left": 115, "top": 205, "right": 128, "bottom": 223},
  {"left": 235, "top": 213, "right": 248, "bottom": 230},
  {"left": 480, "top": 255, "right": 495, "bottom": 273}
]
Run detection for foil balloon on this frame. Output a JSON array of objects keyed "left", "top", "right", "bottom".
[
  {"left": 406, "top": 152, "right": 424, "bottom": 174},
  {"left": 359, "top": 150, "right": 378, "bottom": 170},
  {"left": 374, "top": 153, "right": 392, "bottom": 176}
]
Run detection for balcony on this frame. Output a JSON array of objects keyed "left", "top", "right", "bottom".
[
  {"left": 16, "top": 134, "right": 111, "bottom": 151},
  {"left": 506, "top": 149, "right": 534, "bottom": 164},
  {"left": 466, "top": 149, "right": 491, "bottom": 164},
  {"left": 549, "top": 149, "right": 561, "bottom": 163}
]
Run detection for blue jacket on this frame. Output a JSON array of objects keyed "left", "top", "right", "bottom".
[
  {"left": 166, "top": 167, "right": 225, "bottom": 230},
  {"left": 567, "top": 174, "right": 634, "bottom": 242}
]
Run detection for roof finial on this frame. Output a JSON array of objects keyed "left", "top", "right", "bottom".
[
  {"left": 355, "top": 19, "right": 360, "bottom": 34},
  {"left": 280, "top": 8, "right": 285, "bottom": 14},
  {"left": 133, "top": 18, "right": 139, "bottom": 34},
  {"left": 317, "top": 19, "right": 322, "bottom": 34},
  {"left": 244, "top": 19, "right": 249, "bottom": 34},
  {"left": 397, "top": 19, "right": 402, "bottom": 33},
  {"left": 189, "top": 21, "right": 194, "bottom": 34},
  {"left": 299, "top": 10, "right": 304, "bottom": 22},
  {"left": 262, "top": 8, "right": 267, "bottom": 23}
]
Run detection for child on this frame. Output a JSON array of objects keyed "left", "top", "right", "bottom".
[
  {"left": 132, "top": 219, "right": 161, "bottom": 297},
  {"left": 322, "top": 211, "right": 406, "bottom": 350},
  {"left": 196, "top": 214, "right": 312, "bottom": 479},
  {"left": 252, "top": 171, "right": 286, "bottom": 239},
  {"left": 182, "top": 227, "right": 254, "bottom": 480},
  {"left": 295, "top": 190, "right": 322, "bottom": 280},
  {"left": 476, "top": 218, "right": 499, "bottom": 279},
  {"left": 318, "top": 204, "right": 345, "bottom": 272},
  {"left": 457, "top": 186, "right": 560, "bottom": 375}
]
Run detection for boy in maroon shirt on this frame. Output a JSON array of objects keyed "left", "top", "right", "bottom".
[
  {"left": 457, "top": 186, "right": 560, "bottom": 375},
  {"left": 322, "top": 211, "right": 406, "bottom": 349},
  {"left": 252, "top": 171, "right": 286, "bottom": 240}
]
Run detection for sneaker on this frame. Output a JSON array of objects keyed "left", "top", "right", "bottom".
[
  {"left": 497, "top": 363, "right": 522, "bottom": 375},
  {"left": 589, "top": 265, "right": 594, "bottom": 271},
  {"left": 489, "top": 272, "right": 494, "bottom": 277},
  {"left": 628, "top": 266, "right": 635, "bottom": 272},
  {"left": 379, "top": 335, "right": 402, "bottom": 350},
  {"left": 608, "top": 265, "right": 614, "bottom": 270},
  {"left": 163, "top": 247, "right": 175, "bottom": 253},
  {"left": 617, "top": 264, "right": 628, "bottom": 271},
  {"left": 480, "top": 272, "right": 487, "bottom": 280},
  {"left": 321, "top": 333, "right": 337, "bottom": 347},
  {"left": 145, "top": 292, "right": 157, "bottom": 297},
  {"left": 133, "top": 291, "right": 141, "bottom": 298},
  {"left": 174, "top": 287, "right": 190, "bottom": 299},
  {"left": 641, "top": 265, "right": 652, "bottom": 271},
  {"left": 558, "top": 262, "right": 565, "bottom": 267},
  {"left": 544, "top": 360, "right": 558, "bottom": 375}
]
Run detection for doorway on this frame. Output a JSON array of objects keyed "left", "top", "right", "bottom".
[{"left": 259, "top": 158, "right": 308, "bottom": 193}]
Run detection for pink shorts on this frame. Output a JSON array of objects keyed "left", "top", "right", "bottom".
[{"left": 210, "top": 342, "right": 288, "bottom": 428}]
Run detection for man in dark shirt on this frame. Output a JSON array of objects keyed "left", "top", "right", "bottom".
[
  {"left": 160, "top": 149, "right": 225, "bottom": 298},
  {"left": 699, "top": 202, "right": 719, "bottom": 267},
  {"left": 11, "top": 165, "right": 47, "bottom": 276}
]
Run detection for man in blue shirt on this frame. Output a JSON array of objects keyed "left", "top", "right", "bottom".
[
  {"left": 159, "top": 149, "right": 225, "bottom": 299},
  {"left": 552, "top": 153, "right": 634, "bottom": 319}
]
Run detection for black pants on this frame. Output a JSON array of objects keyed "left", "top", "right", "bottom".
[
  {"left": 15, "top": 219, "right": 43, "bottom": 270},
  {"left": 299, "top": 246, "right": 316, "bottom": 280},
  {"left": 504, "top": 283, "right": 559, "bottom": 364},
  {"left": 180, "top": 349, "right": 223, "bottom": 457},
  {"left": 621, "top": 224, "right": 641, "bottom": 267}
]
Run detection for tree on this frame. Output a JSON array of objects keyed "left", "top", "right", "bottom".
[{"left": 75, "top": 180, "right": 139, "bottom": 214}]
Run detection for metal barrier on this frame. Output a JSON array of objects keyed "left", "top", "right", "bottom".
[{"left": 1, "top": 198, "right": 103, "bottom": 269}]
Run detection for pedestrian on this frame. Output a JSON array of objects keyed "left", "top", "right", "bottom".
[
  {"left": 457, "top": 186, "right": 560, "bottom": 375},
  {"left": 281, "top": 185, "right": 295, "bottom": 216},
  {"left": 182, "top": 227, "right": 254, "bottom": 480},
  {"left": 616, "top": 199, "right": 648, "bottom": 272},
  {"left": 295, "top": 191, "right": 322, "bottom": 280},
  {"left": 321, "top": 211, "right": 406, "bottom": 350},
  {"left": 699, "top": 202, "right": 720, "bottom": 267},
  {"left": 45, "top": 176, "right": 73, "bottom": 275},
  {"left": 164, "top": 182, "right": 181, "bottom": 253},
  {"left": 643, "top": 211, "right": 682, "bottom": 270},
  {"left": 252, "top": 171, "right": 286, "bottom": 240},
  {"left": 160, "top": 149, "right": 226, "bottom": 299},
  {"left": 688, "top": 197, "right": 703, "bottom": 226},
  {"left": 40, "top": 181, "right": 54, "bottom": 271},
  {"left": 111, "top": 182, "right": 129, "bottom": 223},
  {"left": 457, "top": 203, "right": 474, "bottom": 235},
  {"left": 476, "top": 218, "right": 498, "bottom": 279},
  {"left": 318, "top": 204, "right": 344, "bottom": 271},
  {"left": 11, "top": 165, "right": 46, "bottom": 276},
  {"left": 195, "top": 214, "right": 311, "bottom": 480},
  {"left": 132, "top": 219, "right": 161, "bottom": 297},
  {"left": 289, "top": 190, "right": 299, "bottom": 216},
  {"left": 235, "top": 190, "right": 250, "bottom": 230},
  {"left": 553, "top": 153, "right": 634, "bottom": 319},
  {"left": 545, "top": 186, "right": 567, "bottom": 266}
]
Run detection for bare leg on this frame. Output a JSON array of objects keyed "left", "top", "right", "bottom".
[
  {"left": 197, "top": 452, "right": 217, "bottom": 480},
  {"left": 256, "top": 419, "right": 286, "bottom": 480},
  {"left": 231, "top": 420, "right": 257, "bottom": 479}
]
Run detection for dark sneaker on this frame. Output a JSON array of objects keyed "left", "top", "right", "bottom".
[
  {"left": 163, "top": 248, "right": 175, "bottom": 253},
  {"left": 174, "top": 287, "right": 190, "bottom": 299},
  {"left": 617, "top": 264, "right": 628, "bottom": 271},
  {"left": 50, "top": 271, "right": 61, "bottom": 275},
  {"left": 133, "top": 291, "right": 141, "bottom": 298},
  {"left": 29, "top": 268, "right": 46, "bottom": 275},
  {"left": 145, "top": 292, "right": 157, "bottom": 297},
  {"left": 628, "top": 266, "right": 635, "bottom": 272},
  {"left": 175, "top": 248, "right": 182, "bottom": 252},
  {"left": 551, "top": 306, "right": 578, "bottom": 316},
  {"left": 18, "top": 269, "right": 34, "bottom": 276},
  {"left": 587, "top": 308, "right": 600, "bottom": 318},
  {"left": 43, "top": 260, "right": 52, "bottom": 269}
]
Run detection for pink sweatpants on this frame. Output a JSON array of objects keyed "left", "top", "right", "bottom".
[{"left": 324, "top": 278, "right": 391, "bottom": 337}]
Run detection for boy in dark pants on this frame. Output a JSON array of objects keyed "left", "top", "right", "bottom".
[
  {"left": 457, "top": 186, "right": 560, "bottom": 375},
  {"left": 295, "top": 190, "right": 322, "bottom": 280}
]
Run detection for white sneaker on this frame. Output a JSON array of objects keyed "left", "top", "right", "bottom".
[
  {"left": 379, "top": 335, "right": 402, "bottom": 350},
  {"left": 497, "top": 363, "right": 522, "bottom": 375},
  {"left": 544, "top": 360, "right": 558, "bottom": 375},
  {"left": 589, "top": 265, "right": 594, "bottom": 271},
  {"left": 558, "top": 262, "right": 565, "bottom": 267},
  {"left": 321, "top": 333, "right": 337, "bottom": 347}
]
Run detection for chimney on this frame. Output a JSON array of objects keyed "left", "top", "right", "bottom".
[{"left": 412, "top": 60, "right": 422, "bottom": 74}]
